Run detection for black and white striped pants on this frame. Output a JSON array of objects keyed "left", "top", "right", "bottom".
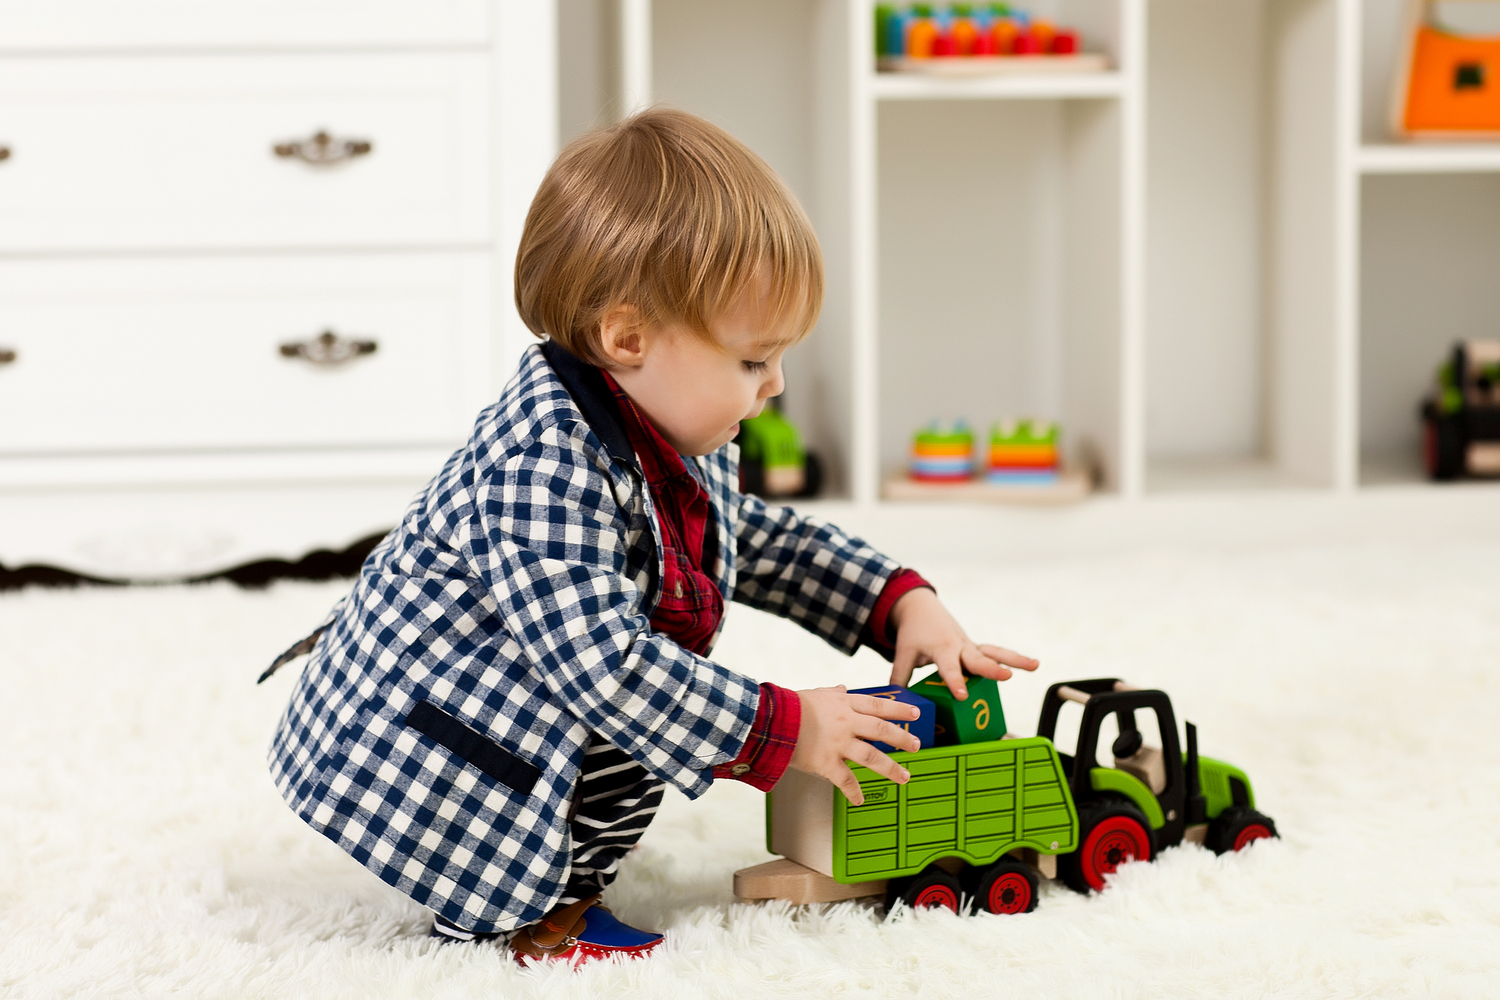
[{"left": 432, "top": 738, "right": 665, "bottom": 942}]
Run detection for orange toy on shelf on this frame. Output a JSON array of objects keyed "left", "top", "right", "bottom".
[{"left": 1394, "top": 0, "right": 1500, "bottom": 138}]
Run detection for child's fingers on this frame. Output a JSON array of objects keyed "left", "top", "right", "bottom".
[
  {"left": 980, "top": 644, "right": 1040, "bottom": 671},
  {"left": 960, "top": 644, "right": 1012, "bottom": 681},
  {"left": 844, "top": 740, "right": 910, "bottom": 787},
  {"left": 848, "top": 693, "right": 921, "bottom": 723},
  {"left": 851, "top": 713, "right": 922, "bottom": 754},
  {"left": 934, "top": 655, "right": 968, "bottom": 700},
  {"left": 826, "top": 762, "right": 866, "bottom": 806},
  {"left": 888, "top": 646, "right": 920, "bottom": 688}
]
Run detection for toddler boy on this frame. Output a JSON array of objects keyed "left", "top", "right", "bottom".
[{"left": 262, "top": 108, "right": 1035, "bottom": 964}]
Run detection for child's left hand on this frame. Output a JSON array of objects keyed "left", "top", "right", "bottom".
[{"left": 888, "top": 587, "right": 1038, "bottom": 700}]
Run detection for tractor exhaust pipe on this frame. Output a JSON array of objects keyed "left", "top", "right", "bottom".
[{"left": 1185, "top": 721, "right": 1207, "bottom": 825}]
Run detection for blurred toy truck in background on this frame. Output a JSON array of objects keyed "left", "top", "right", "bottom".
[
  {"left": 1422, "top": 339, "right": 1500, "bottom": 480},
  {"left": 735, "top": 679, "right": 1276, "bottom": 915},
  {"left": 737, "top": 404, "right": 822, "bottom": 499}
]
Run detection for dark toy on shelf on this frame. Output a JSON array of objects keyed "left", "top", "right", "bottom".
[
  {"left": 735, "top": 678, "right": 1276, "bottom": 915},
  {"left": 736, "top": 402, "right": 823, "bottom": 499},
  {"left": 1420, "top": 339, "right": 1500, "bottom": 480}
]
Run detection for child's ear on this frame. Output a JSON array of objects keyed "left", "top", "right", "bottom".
[{"left": 599, "top": 305, "right": 648, "bottom": 369}]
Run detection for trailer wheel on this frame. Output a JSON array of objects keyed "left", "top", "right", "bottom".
[
  {"left": 1060, "top": 800, "right": 1155, "bottom": 894},
  {"left": 886, "top": 866, "right": 963, "bottom": 914},
  {"left": 963, "top": 859, "right": 1039, "bottom": 915},
  {"left": 1206, "top": 806, "right": 1278, "bottom": 855}
]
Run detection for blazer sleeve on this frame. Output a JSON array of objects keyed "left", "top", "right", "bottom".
[
  {"left": 464, "top": 421, "right": 758, "bottom": 799},
  {"left": 733, "top": 491, "right": 902, "bottom": 655}
]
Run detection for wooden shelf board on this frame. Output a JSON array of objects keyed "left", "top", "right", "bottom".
[
  {"left": 1358, "top": 143, "right": 1500, "bottom": 174},
  {"left": 882, "top": 470, "right": 1091, "bottom": 505},
  {"left": 876, "top": 54, "right": 1110, "bottom": 77},
  {"left": 869, "top": 68, "right": 1123, "bottom": 101}
]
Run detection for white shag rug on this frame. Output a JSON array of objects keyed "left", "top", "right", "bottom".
[{"left": 4, "top": 491, "right": 1500, "bottom": 999}]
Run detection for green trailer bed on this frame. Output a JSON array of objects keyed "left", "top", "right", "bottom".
[{"left": 768, "top": 736, "right": 1080, "bottom": 886}]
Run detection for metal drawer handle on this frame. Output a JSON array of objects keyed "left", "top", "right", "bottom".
[
  {"left": 279, "top": 330, "right": 377, "bottom": 367},
  {"left": 0, "top": 146, "right": 11, "bottom": 163},
  {"left": 273, "top": 130, "right": 372, "bottom": 167},
  {"left": 0, "top": 347, "right": 16, "bottom": 365}
]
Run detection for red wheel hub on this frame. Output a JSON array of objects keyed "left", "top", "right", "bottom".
[
  {"left": 986, "top": 872, "right": 1033, "bottom": 915},
  {"left": 912, "top": 882, "right": 960, "bottom": 912},
  {"left": 1232, "top": 823, "right": 1273, "bottom": 852},
  {"left": 1081, "top": 815, "right": 1152, "bottom": 892}
]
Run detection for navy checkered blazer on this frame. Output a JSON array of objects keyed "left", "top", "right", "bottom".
[{"left": 266, "top": 342, "right": 900, "bottom": 933}]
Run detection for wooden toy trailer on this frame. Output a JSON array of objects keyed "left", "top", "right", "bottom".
[{"left": 737, "top": 736, "right": 1079, "bottom": 915}]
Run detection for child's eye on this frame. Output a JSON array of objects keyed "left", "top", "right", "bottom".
[{"left": 742, "top": 359, "right": 769, "bottom": 373}]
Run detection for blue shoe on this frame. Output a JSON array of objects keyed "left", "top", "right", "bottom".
[{"left": 511, "top": 895, "right": 663, "bottom": 966}]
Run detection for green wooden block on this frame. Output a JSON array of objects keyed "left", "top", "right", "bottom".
[{"left": 910, "top": 670, "right": 1007, "bottom": 745}]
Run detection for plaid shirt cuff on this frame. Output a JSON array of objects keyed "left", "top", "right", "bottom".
[
  {"left": 861, "top": 568, "right": 935, "bottom": 657},
  {"left": 712, "top": 682, "right": 801, "bottom": 791}
]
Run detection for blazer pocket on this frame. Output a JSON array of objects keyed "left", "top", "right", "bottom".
[{"left": 402, "top": 700, "right": 542, "bottom": 796}]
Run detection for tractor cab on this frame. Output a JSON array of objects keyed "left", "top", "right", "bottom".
[
  {"left": 1037, "top": 679, "right": 1199, "bottom": 853},
  {"left": 1034, "top": 678, "right": 1275, "bottom": 892}
]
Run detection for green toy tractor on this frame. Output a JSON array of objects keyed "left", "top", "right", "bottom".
[
  {"left": 735, "top": 678, "right": 1276, "bottom": 915},
  {"left": 737, "top": 404, "right": 822, "bottom": 499}
]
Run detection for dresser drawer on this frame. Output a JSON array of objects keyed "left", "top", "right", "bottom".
[
  {"left": 0, "top": 1, "right": 490, "bottom": 52},
  {"left": 0, "top": 253, "right": 496, "bottom": 455},
  {"left": 0, "top": 54, "right": 491, "bottom": 253}
]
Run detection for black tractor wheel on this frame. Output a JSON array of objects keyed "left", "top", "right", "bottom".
[
  {"left": 961, "top": 858, "right": 1039, "bottom": 915},
  {"left": 1206, "top": 806, "right": 1278, "bottom": 855},
  {"left": 885, "top": 865, "right": 963, "bottom": 914},
  {"left": 1059, "top": 799, "right": 1156, "bottom": 894}
]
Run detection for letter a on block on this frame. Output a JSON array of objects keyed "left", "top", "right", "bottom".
[{"left": 911, "top": 671, "right": 1007, "bottom": 745}]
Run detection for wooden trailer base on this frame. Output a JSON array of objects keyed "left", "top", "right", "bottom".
[{"left": 733, "top": 858, "right": 887, "bottom": 905}]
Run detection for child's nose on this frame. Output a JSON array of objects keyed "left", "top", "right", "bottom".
[{"left": 761, "top": 363, "right": 785, "bottom": 398}]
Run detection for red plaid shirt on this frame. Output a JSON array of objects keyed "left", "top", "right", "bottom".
[{"left": 602, "top": 371, "right": 931, "bottom": 791}]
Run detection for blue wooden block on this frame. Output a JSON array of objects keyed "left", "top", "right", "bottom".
[{"left": 848, "top": 684, "right": 937, "bottom": 754}]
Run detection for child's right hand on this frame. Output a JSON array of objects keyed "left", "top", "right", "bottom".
[{"left": 788, "top": 686, "right": 922, "bottom": 806}]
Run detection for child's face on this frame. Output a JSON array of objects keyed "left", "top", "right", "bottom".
[{"left": 605, "top": 293, "right": 796, "bottom": 456}]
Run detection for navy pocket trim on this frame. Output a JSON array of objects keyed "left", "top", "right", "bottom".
[{"left": 403, "top": 701, "right": 541, "bottom": 795}]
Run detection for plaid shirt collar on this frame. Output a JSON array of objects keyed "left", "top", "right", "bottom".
[{"left": 539, "top": 340, "right": 634, "bottom": 468}]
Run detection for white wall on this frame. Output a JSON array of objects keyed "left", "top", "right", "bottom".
[{"left": 1145, "top": 0, "right": 1267, "bottom": 461}]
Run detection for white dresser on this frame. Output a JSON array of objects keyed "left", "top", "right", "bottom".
[{"left": 0, "top": 1, "right": 557, "bottom": 580}]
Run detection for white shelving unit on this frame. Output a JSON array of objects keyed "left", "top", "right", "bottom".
[
  {"left": 848, "top": 0, "right": 1145, "bottom": 503},
  {"left": 565, "top": 0, "right": 1500, "bottom": 502}
]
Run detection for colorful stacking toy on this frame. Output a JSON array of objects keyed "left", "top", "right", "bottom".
[
  {"left": 986, "top": 419, "right": 1059, "bottom": 484},
  {"left": 875, "top": 3, "right": 1080, "bottom": 60},
  {"left": 910, "top": 421, "right": 975, "bottom": 481}
]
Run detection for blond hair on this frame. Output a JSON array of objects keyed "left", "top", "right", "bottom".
[{"left": 515, "top": 108, "right": 823, "bottom": 366}]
